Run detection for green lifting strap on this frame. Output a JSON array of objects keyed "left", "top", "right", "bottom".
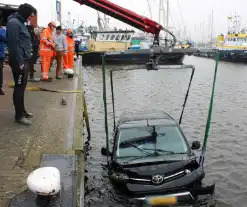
[
  {"left": 199, "top": 52, "right": 220, "bottom": 166},
  {"left": 101, "top": 54, "right": 109, "bottom": 164}
]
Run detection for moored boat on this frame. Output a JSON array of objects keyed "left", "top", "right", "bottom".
[{"left": 81, "top": 47, "right": 197, "bottom": 66}]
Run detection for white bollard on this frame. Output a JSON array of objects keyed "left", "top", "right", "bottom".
[{"left": 27, "top": 167, "right": 60, "bottom": 197}]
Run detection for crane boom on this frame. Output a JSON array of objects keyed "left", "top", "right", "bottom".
[{"left": 73, "top": 0, "right": 164, "bottom": 44}]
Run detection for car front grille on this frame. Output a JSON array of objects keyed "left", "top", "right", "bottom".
[{"left": 129, "top": 170, "right": 186, "bottom": 185}]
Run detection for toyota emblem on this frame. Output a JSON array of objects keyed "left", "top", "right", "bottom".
[{"left": 152, "top": 174, "right": 164, "bottom": 184}]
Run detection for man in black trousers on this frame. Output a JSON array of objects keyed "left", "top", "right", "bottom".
[
  {"left": 28, "top": 26, "right": 40, "bottom": 79},
  {"left": 6, "top": 3, "right": 37, "bottom": 125}
]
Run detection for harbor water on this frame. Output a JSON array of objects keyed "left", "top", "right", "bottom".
[{"left": 83, "top": 56, "right": 247, "bottom": 207}]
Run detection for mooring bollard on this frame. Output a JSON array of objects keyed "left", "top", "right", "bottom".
[{"left": 27, "top": 167, "right": 61, "bottom": 204}]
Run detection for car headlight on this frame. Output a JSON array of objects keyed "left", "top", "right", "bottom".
[
  {"left": 110, "top": 172, "right": 129, "bottom": 181},
  {"left": 185, "top": 169, "right": 191, "bottom": 174}
]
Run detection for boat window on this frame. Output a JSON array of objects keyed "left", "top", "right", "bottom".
[
  {"left": 116, "top": 125, "right": 188, "bottom": 158},
  {"left": 110, "top": 35, "right": 116, "bottom": 40},
  {"left": 121, "top": 35, "right": 126, "bottom": 40},
  {"left": 115, "top": 34, "right": 120, "bottom": 41},
  {"left": 99, "top": 34, "right": 104, "bottom": 40},
  {"left": 126, "top": 35, "right": 131, "bottom": 41},
  {"left": 106, "top": 35, "right": 110, "bottom": 40}
]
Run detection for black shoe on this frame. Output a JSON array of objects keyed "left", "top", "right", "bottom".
[
  {"left": 0, "top": 88, "right": 4, "bottom": 95},
  {"left": 24, "top": 112, "right": 33, "bottom": 118},
  {"left": 16, "top": 117, "right": 32, "bottom": 125}
]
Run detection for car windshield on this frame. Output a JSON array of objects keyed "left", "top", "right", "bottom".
[{"left": 116, "top": 125, "right": 188, "bottom": 160}]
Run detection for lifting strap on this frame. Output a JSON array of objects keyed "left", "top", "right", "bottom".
[{"left": 199, "top": 52, "right": 220, "bottom": 166}]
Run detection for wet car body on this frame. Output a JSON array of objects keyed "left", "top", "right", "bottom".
[{"left": 102, "top": 110, "right": 214, "bottom": 205}]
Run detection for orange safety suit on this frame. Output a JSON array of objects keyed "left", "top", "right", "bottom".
[
  {"left": 63, "top": 36, "right": 75, "bottom": 69},
  {"left": 39, "top": 27, "right": 55, "bottom": 80}
]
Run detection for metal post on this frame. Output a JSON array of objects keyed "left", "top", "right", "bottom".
[
  {"left": 110, "top": 71, "right": 116, "bottom": 130},
  {"left": 101, "top": 54, "right": 109, "bottom": 164}
]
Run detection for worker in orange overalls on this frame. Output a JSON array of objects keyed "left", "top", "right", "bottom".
[
  {"left": 39, "top": 21, "right": 56, "bottom": 81},
  {"left": 63, "top": 29, "right": 75, "bottom": 78}
]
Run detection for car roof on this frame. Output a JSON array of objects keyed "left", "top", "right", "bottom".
[{"left": 118, "top": 110, "right": 178, "bottom": 129}]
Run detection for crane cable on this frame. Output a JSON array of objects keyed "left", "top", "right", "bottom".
[{"left": 199, "top": 52, "right": 220, "bottom": 166}]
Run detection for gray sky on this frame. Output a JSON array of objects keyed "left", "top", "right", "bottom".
[{"left": 3, "top": 0, "right": 247, "bottom": 41}]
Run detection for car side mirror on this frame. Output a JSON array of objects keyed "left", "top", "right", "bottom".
[
  {"left": 101, "top": 147, "right": 112, "bottom": 156},
  {"left": 191, "top": 141, "right": 201, "bottom": 150}
]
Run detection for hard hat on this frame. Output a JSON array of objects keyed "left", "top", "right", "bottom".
[
  {"left": 67, "top": 29, "right": 73, "bottom": 34},
  {"left": 48, "top": 21, "right": 56, "bottom": 27}
]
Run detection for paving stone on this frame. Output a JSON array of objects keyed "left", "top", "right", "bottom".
[{"left": 0, "top": 64, "right": 79, "bottom": 205}]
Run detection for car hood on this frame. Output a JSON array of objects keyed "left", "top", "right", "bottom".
[{"left": 121, "top": 155, "right": 196, "bottom": 176}]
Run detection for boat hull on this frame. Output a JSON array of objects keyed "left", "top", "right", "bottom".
[
  {"left": 80, "top": 48, "right": 192, "bottom": 66},
  {"left": 194, "top": 49, "right": 247, "bottom": 63}
]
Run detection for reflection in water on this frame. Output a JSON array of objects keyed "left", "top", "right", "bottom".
[{"left": 84, "top": 56, "right": 247, "bottom": 207}]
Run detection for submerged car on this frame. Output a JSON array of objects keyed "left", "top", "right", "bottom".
[{"left": 101, "top": 110, "right": 214, "bottom": 205}]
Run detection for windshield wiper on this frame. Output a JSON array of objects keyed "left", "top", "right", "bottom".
[
  {"left": 120, "top": 141, "right": 152, "bottom": 156},
  {"left": 142, "top": 148, "right": 175, "bottom": 154},
  {"left": 118, "top": 155, "right": 141, "bottom": 158},
  {"left": 126, "top": 153, "right": 159, "bottom": 162}
]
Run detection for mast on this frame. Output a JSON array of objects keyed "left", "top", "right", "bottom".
[
  {"left": 103, "top": 14, "right": 109, "bottom": 30},
  {"left": 158, "top": 0, "right": 162, "bottom": 24},
  {"left": 146, "top": 0, "right": 153, "bottom": 19},
  {"left": 210, "top": 10, "right": 214, "bottom": 43},
  {"left": 166, "top": 0, "right": 169, "bottom": 39},
  {"left": 97, "top": 12, "right": 104, "bottom": 31}
]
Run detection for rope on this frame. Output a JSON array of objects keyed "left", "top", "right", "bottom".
[
  {"left": 199, "top": 52, "right": 220, "bottom": 166},
  {"left": 8, "top": 83, "right": 82, "bottom": 93}
]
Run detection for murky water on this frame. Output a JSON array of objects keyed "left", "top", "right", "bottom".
[{"left": 83, "top": 56, "right": 247, "bottom": 207}]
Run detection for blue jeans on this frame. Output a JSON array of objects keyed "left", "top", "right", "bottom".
[{"left": 0, "top": 58, "right": 3, "bottom": 89}]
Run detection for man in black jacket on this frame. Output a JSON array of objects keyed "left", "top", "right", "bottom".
[
  {"left": 29, "top": 26, "right": 40, "bottom": 79},
  {"left": 6, "top": 3, "right": 37, "bottom": 125}
]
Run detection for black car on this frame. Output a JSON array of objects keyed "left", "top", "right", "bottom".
[{"left": 101, "top": 110, "right": 214, "bottom": 206}]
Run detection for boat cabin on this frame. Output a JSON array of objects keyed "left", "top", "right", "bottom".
[
  {"left": 217, "top": 33, "right": 247, "bottom": 50},
  {"left": 91, "top": 30, "right": 134, "bottom": 42},
  {"left": 87, "top": 30, "right": 135, "bottom": 51}
]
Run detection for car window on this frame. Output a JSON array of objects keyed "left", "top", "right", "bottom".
[{"left": 116, "top": 125, "right": 188, "bottom": 158}]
